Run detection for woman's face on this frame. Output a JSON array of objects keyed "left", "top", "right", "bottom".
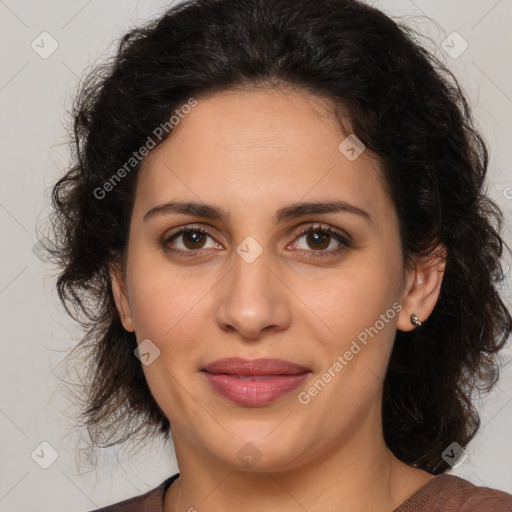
[{"left": 113, "top": 87, "right": 425, "bottom": 473}]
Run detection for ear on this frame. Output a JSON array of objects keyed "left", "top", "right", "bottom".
[
  {"left": 397, "top": 243, "right": 447, "bottom": 332},
  {"left": 109, "top": 261, "right": 135, "bottom": 332}
]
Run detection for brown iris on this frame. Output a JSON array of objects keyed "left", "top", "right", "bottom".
[
  {"left": 182, "top": 230, "right": 207, "bottom": 250},
  {"left": 306, "top": 231, "right": 330, "bottom": 250}
]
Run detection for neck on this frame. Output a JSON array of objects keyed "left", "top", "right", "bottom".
[{"left": 164, "top": 407, "right": 433, "bottom": 512}]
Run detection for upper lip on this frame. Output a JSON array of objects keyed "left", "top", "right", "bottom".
[{"left": 201, "top": 358, "right": 310, "bottom": 376}]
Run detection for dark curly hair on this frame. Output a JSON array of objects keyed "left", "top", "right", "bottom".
[{"left": 49, "top": 0, "right": 512, "bottom": 473}]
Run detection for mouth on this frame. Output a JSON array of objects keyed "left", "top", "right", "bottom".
[{"left": 201, "top": 358, "right": 311, "bottom": 406}]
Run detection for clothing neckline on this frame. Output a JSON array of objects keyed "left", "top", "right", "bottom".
[{"left": 158, "top": 472, "right": 448, "bottom": 510}]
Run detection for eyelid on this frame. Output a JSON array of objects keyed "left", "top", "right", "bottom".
[
  {"left": 163, "top": 222, "right": 221, "bottom": 239},
  {"left": 293, "top": 222, "right": 352, "bottom": 244}
]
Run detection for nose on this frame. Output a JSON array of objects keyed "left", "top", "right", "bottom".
[{"left": 214, "top": 248, "right": 292, "bottom": 340}]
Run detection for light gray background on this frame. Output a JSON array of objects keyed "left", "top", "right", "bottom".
[{"left": 0, "top": 1, "right": 511, "bottom": 510}]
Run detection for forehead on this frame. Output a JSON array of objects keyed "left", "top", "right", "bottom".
[{"left": 134, "top": 87, "right": 393, "bottom": 226}]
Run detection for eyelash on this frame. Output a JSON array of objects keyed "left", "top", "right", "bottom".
[{"left": 163, "top": 223, "right": 352, "bottom": 259}]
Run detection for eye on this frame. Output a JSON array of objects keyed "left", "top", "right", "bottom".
[
  {"left": 290, "top": 223, "right": 352, "bottom": 258},
  {"left": 163, "top": 225, "right": 222, "bottom": 256},
  {"left": 162, "top": 223, "right": 352, "bottom": 258}
]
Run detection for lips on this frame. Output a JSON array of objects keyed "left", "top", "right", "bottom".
[
  {"left": 201, "top": 358, "right": 311, "bottom": 406},
  {"left": 202, "top": 357, "right": 310, "bottom": 376}
]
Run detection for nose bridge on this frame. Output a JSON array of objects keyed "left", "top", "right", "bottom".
[
  {"left": 214, "top": 239, "right": 291, "bottom": 338},
  {"left": 232, "top": 240, "right": 272, "bottom": 295}
]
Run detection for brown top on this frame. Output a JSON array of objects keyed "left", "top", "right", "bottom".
[{"left": 90, "top": 472, "right": 512, "bottom": 511}]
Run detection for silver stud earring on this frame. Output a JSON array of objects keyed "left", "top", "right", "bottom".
[{"left": 410, "top": 314, "right": 422, "bottom": 328}]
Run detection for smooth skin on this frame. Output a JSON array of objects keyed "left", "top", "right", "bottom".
[{"left": 111, "top": 86, "right": 446, "bottom": 512}]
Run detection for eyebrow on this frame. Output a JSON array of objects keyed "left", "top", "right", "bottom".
[{"left": 143, "top": 200, "right": 372, "bottom": 224}]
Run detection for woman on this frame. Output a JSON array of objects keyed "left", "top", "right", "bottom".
[{"left": 49, "top": 0, "right": 512, "bottom": 510}]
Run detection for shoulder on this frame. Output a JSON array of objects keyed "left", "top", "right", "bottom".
[
  {"left": 436, "top": 474, "right": 512, "bottom": 511},
  {"left": 396, "top": 473, "right": 512, "bottom": 511},
  {"left": 87, "top": 474, "right": 179, "bottom": 512}
]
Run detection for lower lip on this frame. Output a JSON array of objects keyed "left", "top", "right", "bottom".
[{"left": 202, "top": 372, "right": 310, "bottom": 406}]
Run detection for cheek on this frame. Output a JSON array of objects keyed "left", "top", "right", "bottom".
[
  {"left": 126, "top": 264, "right": 207, "bottom": 419},
  {"left": 125, "top": 249, "right": 203, "bottom": 339},
  {"left": 128, "top": 277, "right": 173, "bottom": 340},
  {"left": 292, "top": 248, "right": 402, "bottom": 343},
  {"left": 125, "top": 257, "right": 218, "bottom": 400}
]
